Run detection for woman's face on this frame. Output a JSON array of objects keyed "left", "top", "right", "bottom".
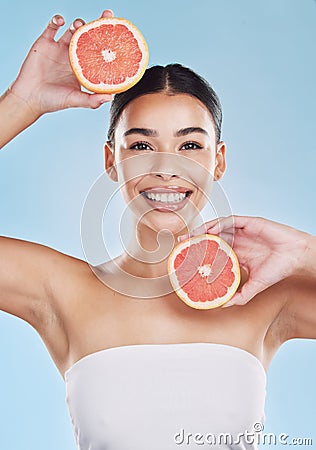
[{"left": 104, "top": 92, "right": 226, "bottom": 235}]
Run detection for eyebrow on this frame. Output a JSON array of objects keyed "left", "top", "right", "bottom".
[
  {"left": 123, "top": 128, "right": 157, "bottom": 137},
  {"left": 176, "top": 127, "right": 209, "bottom": 137},
  {"left": 123, "top": 127, "right": 209, "bottom": 138}
]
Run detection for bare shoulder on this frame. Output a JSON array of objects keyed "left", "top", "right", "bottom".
[
  {"left": 0, "top": 234, "right": 108, "bottom": 328},
  {"left": 0, "top": 236, "right": 104, "bottom": 377},
  {"left": 27, "top": 246, "right": 106, "bottom": 377},
  {"left": 0, "top": 235, "right": 92, "bottom": 326},
  {"left": 42, "top": 247, "right": 98, "bottom": 320}
]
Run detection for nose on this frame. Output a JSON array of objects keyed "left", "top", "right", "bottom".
[
  {"left": 154, "top": 173, "right": 178, "bottom": 180},
  {"left": 149, "top": 153, "right": 180, "bottom": 180}
]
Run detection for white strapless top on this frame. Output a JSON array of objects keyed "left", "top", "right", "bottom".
[{"left": 65, "top": 343, "right": 266, "bottom": 450}]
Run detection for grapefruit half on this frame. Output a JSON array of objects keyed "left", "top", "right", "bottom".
[
  {"left": 69, "top": 17, "right": 149, "bottom": 94},
  {"left": 168, "top": 234, "right": 240, "bottom": 309}
]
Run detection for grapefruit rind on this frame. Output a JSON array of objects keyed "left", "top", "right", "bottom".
[
  {"left": 168, "top": 234, "right": 240, "bottom": 310},
  {"left": 69, "top": 17, "right": 149, "bottom": 94}
]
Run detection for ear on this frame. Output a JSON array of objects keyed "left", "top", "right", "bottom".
[
  {"left": 214, "top": 141, "right": 227, "bottom": 181},
  {"left": 104, "top": 141, "right": 118, "bottom": 182}
]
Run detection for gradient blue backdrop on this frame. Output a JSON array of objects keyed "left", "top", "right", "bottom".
[{"left": 0, "top": 1, "right": 315, "bottom": 449}]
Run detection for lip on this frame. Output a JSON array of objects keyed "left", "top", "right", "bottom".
[{"left": 140, "top": 186, "right": 193, "bottom": 194}]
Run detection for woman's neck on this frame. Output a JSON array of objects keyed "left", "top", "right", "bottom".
[{"left": 117, "top": 217, "right": 199, "bottom": 278}]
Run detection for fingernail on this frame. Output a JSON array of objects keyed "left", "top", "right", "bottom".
[
  {"left": 70, "top": 22, "right": 76, "bottom": 32},
  {"left": 52, "top": 16, "right": 59, "bottom": 25}
]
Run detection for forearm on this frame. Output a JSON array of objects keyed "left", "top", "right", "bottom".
[
  {"left": 299, "top": 234, "right": 316, "bottom": 280},
  {"left": 0, "top": 88, "right": 40, "bottom": 149}
]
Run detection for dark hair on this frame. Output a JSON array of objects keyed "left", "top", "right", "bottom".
[{"left": 107, "top": 63, "right": 222, "bottom": 145}]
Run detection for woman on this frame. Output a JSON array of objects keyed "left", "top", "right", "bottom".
[{"left": 1, "top": 9, "right": 315, "bottom": 450}]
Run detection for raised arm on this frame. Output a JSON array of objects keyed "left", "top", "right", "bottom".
[
  {"left": 0, "top": 88, "right": 39, "bottom": 149},
  {"left": 0, "top": 11, "right": 113, "bottom": 330},
  {"left": 0, "top": 12, "right": 113, "bottom": 149},
  {"left": 0, "top": 236, "right": 81, "bottom": 327}
]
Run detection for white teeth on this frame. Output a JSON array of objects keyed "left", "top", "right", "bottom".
[
  {"left": 161, "top": 193, "right": 168, "bottom": 202},
  {"left": 169, "top": 194, "right": 176, "bottom": 202},
  {"left": 143, "top": 192, "right": 187, "bottom": 203}
]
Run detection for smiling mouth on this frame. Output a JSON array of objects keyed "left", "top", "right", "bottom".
[{"left": 139, "top": 188, "right": 193, "bottom": 211}]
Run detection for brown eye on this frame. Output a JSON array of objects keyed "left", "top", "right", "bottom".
[
  {"left": 130, "top": 142, "right": 152, "bottom": 151},
  {"left": 180, "top": 142, "right": 203, "bottom": 150}
]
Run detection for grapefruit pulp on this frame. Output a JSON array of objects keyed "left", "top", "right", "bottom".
[
  {"left": 69, "top": 17, "right": 149, "bottom": 94},
  {"left": 168, "top": 234, "right": 240, "bottom": 309}
]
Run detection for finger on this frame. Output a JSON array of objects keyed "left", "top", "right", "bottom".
[
  {"left": 206, "top": 215, "right": 238, "bottom": 234},
  {"left": 200, "top": 216, "right": 234, "bottom": 236},
  {"left": 215, "top": 215, "right": 265, "bottom": 233},
  {"left": 222, "top": 278, "right": 267, "bottom": 308},
  {"left": 41, "top": 15, "right": 65, "bottom": 40},
  {"left": 222, "top": 292, "right": 248, "bottom": 308},
  {"left": 101, "top": 9, "right": 114, "bottom": 18},
  {"left": 204, "top": 215, "right": 258, "bottom": 235},
  {"left": 221, "top": 299, "right": 238, "bottom": 308},
  {"left": 222, "top": 293, "right": 249, "bottom": 308},
  {"left": 177, "top": 216, "right": 233, "bottom": 242},
  {"left": 177, "top": 226, "right": 206, "bottom": 242},
  {"left": 59, "top": 11, "right": 113, "bottom": 46},
  {"left": 178, "top": 220, "right": 217, "bottom": 242},
  {"left": 67, "top": 91, "right": 113, "bottom": 109},
  {"left": 58, "top": 18, "right": 85, "bottom": 45},
  {"left": 178, "top": 231, "right": 235, "bottom": 246},
  {"left": 216, "top": 231, "right": 235, "bottom": 246},
  {"left": 87, "top": 93, "right": 113, "bottom": 109}
]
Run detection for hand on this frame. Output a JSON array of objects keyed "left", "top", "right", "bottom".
[
  {"left": 178, "top": 215, "right": 311, "bottom": 307},
  {"left": 9, "top": 10, "right": 114, "bottom": 116}
]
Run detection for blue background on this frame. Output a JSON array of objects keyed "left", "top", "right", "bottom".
[{"left": 0, "top": 0, "right": 315, "bottom": 448}]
